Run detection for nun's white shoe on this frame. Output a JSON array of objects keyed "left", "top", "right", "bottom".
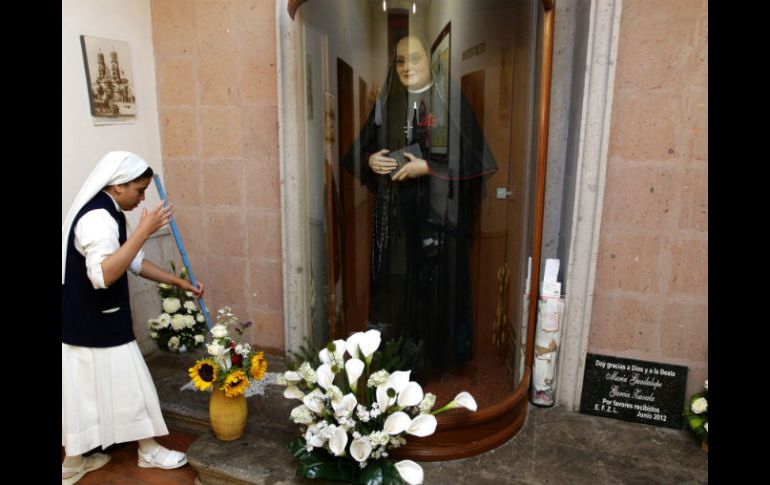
[
  {"left": 137, "top": 446, "right": 188, "bottom": 469},
  {"left": 62, "top": 453, "right": 111, "bottom": 485}
]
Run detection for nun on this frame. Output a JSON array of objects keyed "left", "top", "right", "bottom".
[
  {"left": 341, "top": 34, "right": 497, "bottom": 381},
  {"left": 61, "top": 151, "right": 203, "bottom": 483}
]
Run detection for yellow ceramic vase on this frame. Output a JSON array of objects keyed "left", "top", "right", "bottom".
[{"left": 209, "top": 387, "right": 248, "bottom": 441}]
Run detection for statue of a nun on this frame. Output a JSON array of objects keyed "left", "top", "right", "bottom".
[{"left": 342, "top": 34, "right": 497, "bottom": 381}]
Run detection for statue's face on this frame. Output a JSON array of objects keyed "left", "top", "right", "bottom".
[{"left": 395, "top": 37, "right": 430, "bottom": 90}]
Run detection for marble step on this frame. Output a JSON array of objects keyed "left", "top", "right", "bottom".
[{"left": 146, "top": 348, "right": 328, "bottom": 484}]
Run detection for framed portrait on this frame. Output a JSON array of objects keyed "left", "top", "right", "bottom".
[
  {"left": 80, "top": 35, "right": 137, "bottom": 125},
  {"left": 430, "top": 23, "right": 450, "bottom": 154}
]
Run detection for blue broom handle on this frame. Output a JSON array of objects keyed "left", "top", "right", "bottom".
[{"left": 152, "top": 175, "right": 212, "bottom": 329}]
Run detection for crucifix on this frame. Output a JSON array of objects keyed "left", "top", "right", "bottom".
[{"left": 403, "top": 101, "right": 418, "bottom": 141}]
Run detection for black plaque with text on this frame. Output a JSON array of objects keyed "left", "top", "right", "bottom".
[{"left": 579, "top": 353, "right": 688, "bottom": 430}]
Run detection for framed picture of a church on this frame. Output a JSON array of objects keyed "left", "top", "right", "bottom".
[{"left": 79, "top": 35, "right": 137, "bottom": 125}]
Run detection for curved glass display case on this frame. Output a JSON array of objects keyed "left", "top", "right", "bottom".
[{"left": 286, "top": 0, "right": 555, "bottom": 460}]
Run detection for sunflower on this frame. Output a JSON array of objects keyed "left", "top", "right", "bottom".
[
  {"left": 250, "top": 351, "right": 268, "bottom": 381},
  {"left": 223, "top": 370, "right": 249, "bottom": 397},
  {"left": 189, "top": 359, "right": 217, "bottom": 391}
]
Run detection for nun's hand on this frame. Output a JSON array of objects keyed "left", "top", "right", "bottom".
[
  {"left": 369, "top": 149, "right": 398, "bottom": 175},
  {"left": 137, "top": 201, "right": 172, "bottom": 238},
  {"left": 392, "top": 153, "right": 429, "bottom": 181}
]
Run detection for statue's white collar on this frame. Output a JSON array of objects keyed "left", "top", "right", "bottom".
[{"left": 407, "top": 81, "right": 434, "bottom": 94}]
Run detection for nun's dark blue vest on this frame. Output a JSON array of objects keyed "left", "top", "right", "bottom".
[{"left": 62, "top": 191, "right": 135, "bottom": 347}]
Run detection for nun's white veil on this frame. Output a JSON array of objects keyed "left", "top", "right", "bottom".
[{"left": 61, "top": 151, "right": 150, "bottom": 284}]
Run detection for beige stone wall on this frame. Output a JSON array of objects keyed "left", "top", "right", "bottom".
[
  {"left": 150, "top": 0, "right": 284, "bottom": 353},
  {"left": 589, "top": 0, "right": 707, "bottom": 399}
]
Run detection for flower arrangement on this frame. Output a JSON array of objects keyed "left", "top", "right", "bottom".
[
  {"left": 278, "top": 329, "right": 477, "bottom": 485},
  {"left": 188, "top": 306, "right": 268, "bottom": 397},
  {"left": 147, "top": 262, "right": 207, "bottom": 353},
  {"left": 683, "top": 379, "right": 708, "bottom": 447}
]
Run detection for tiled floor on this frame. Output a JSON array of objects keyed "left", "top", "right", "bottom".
[{"left": 62, "top": 430, "right": 199, "bottom": 485}]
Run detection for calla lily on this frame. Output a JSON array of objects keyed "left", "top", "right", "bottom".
[
  {"left": 283, "top": 370, "right": 302, "bottom": 383},
  {"left": 406, "top": 414, "right": 437, "bottom": 437},
  {"left": 332, "top": 339, "right": 347, "bottom": 360},
  {"left": 316, "top": 364, "right": 335, "bottom": 390},
  {"left": 283, "top": 385, "right": 305, "bottom": 401},
  {"left": 383, "top": 411, "right": 411, "bottom": 435},
  {"left": 377, "top": 384, "right": 396, "bottom": 412},
  {"left": 332, "top": 393, "right": 358, "bottom": 417},
  {"left": 345, "top": 358, "right": 365, "bottom": 392},
  {"left": 345, "top": 332, "right": 363, "bottom": 359},
  {"left": 302, "top": 389, "right": 326, "bottom": 414},
  {"left": 395, "top": 460, "right": 424, "bottom": 485},
  {"left": 328, "top": 426, "right": 348, "bottom": 456},
  {"left": 350, "top": 436, "right": 372, "bottom": 462},
  {"left": 433, "top": 391, "right": 478, "bottom": 414},
  {"left": 387, "top": 370, "right": 411, "bottom": 394},
  {"left": 319, "top": 339, "right": 347, "bottom": 365},
  {"left": 397, "top": 381, "right": 424, "bottom": 408},
  {"left": 358, "top": 329, "right": 382, "bottom": 362},
  {"left": 452, "top": 392, "right": 478, "bottom": 412},
  {"left": 318, "top": 348, "right": 334, "bottom": 365}
]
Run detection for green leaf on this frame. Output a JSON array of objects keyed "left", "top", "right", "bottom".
[
  {"left": 288, "top": 439, "right": 356, "bottom": 482},
  {"left": 357, "top": 459, "right": 404, "bottom": 485}
]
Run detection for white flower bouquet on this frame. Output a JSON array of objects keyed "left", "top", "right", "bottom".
[
  {"left": 683, "top": 379, "right": 708, "bottom": 446},
  {"left": 147, "top": 261, "right": 207, "bottom": 352},
  {"left": 278, "top": 330, "right": 477, "bottom": 485}
]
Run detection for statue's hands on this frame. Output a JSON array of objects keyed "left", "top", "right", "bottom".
[
  {"left": 369, "top": 149, "right": 398, "bottom": 176},
  {"left": 392, "top": 152, "right": 429, "bottom": 181}
]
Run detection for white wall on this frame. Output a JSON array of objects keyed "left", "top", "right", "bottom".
[{"left": 62, "top": 0, "right": 163, "bottom": 229}]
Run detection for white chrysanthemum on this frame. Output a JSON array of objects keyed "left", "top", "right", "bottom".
[
  {"left": 150, "top": 331, "right": 158, "bottom": 338},
  {"left": 158, "top": 283, "right": 172, "bottom": 290},
  {"left": 194, "top": 334, "right": 205, "bottom": 343},
  {"left": 196, "top": 313, "right": 205, "bottom": 323},
  {"left": 289, "top": 405, "right": 315, "bottom": 424},
  {"left": 211, "top": 324, "right": 228, "bottom": 338},
  {"left": 183, "top": 300, "right": 197, "bottom": 312},
  {"left": 162, "top": 297, "right": 181, "bottom": 314},
  {"left": 171, "top": 314, "right": 187, "bottom": 331},
  {"left": 167, "top": 336, "right": 180, "bottom": 351},
  {"left": 327, "top": 385, "right": 343, "bottom": 403},
  {"left": 369, "top": 431, "right": 390, "bottom": 447},
  {"left": 691, "top": 397, "right": 707, "bottom": 414},
  {"left": 157, "top": 313, "right": 171, "bottom": 328},
  {"left": 356, "top": 405, "right": 371, "bottom": 422},
  {"left": 207, "top": 342, "right": 225, "bottom": 357},
  {"left": 298, "top": 361, "right": 318, "bottom": 384},
  {"left": 184, "top": 314, "right": 196, "bottom": 328},
  {"left": 368, "top": 369, "right": 390, "bottom": 388},
  {"left": 186, "top": 291, "right": 195, "bottom": 298},
  {"left": 418, "top": 393, "right": 436, "bottom": 413}
]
